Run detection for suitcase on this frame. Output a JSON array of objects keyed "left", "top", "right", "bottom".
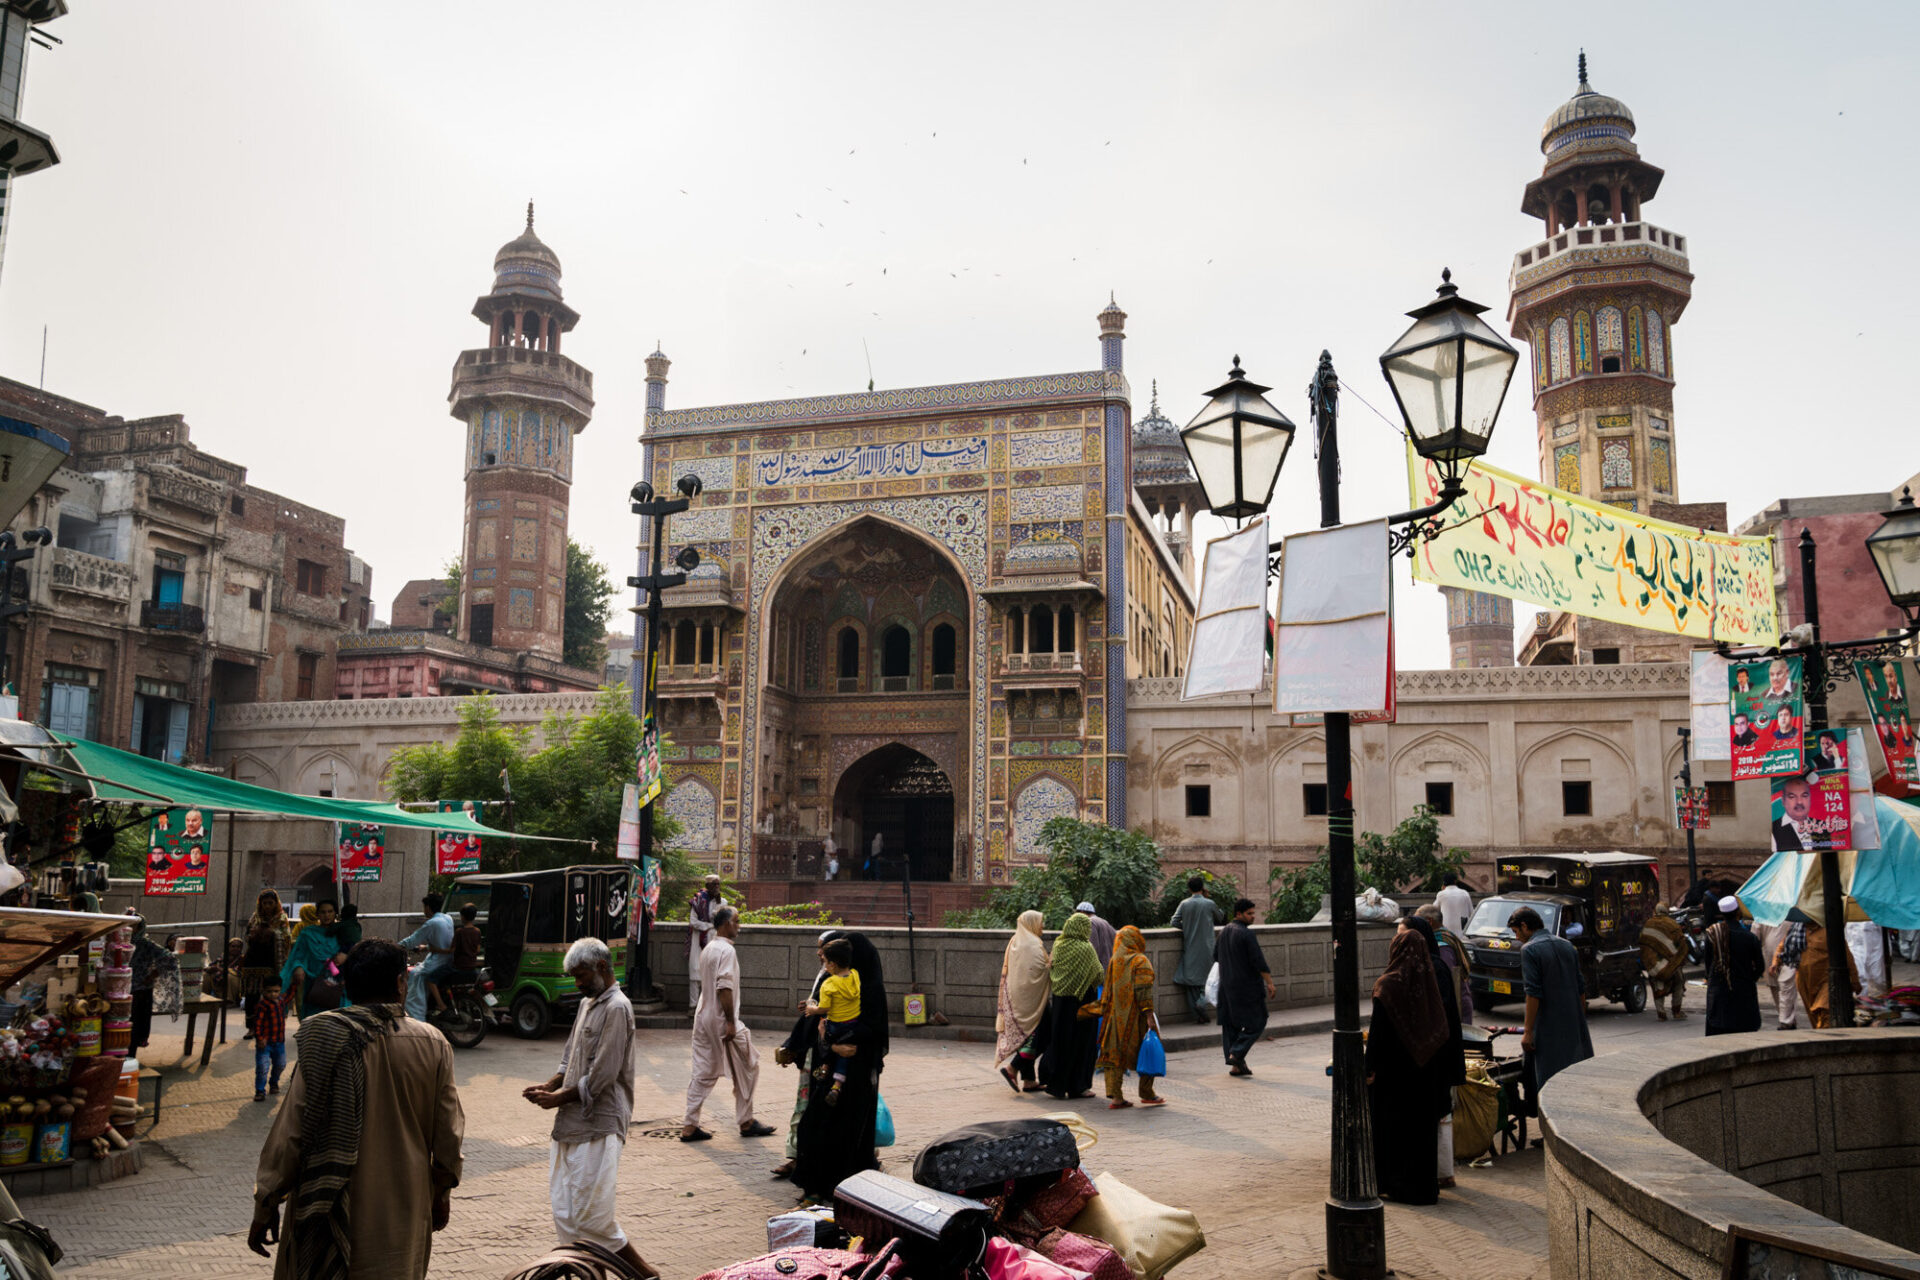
[
  {"left": 911, "top": 1118, "right": 1081, "bottom": 1198},
  {"left": 831, "top": 1169, "right": 991, "bottom": 1274}
]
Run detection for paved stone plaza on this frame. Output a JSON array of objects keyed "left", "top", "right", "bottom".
[{"left": 13, "top": 999, "right": 1743, "bottom": 1279}]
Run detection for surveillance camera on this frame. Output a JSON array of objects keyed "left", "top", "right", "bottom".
[{"left": 675, "top": 545, "right": 702, "bottom": 572}]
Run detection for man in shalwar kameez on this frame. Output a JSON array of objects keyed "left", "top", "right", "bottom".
[{"left": 681, "top": 906, "right": 777, "bottom": 1142}]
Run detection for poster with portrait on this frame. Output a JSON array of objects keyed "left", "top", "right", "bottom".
[
  {"left": 142, "top": 806, "right": 211, "bottom": 896},
  {"left": 434, "top": 800, "right": 483, "bottom": 875},
  {"left": 1857, "top": 657, "right": 1918, "bottom": 791},
  {"left": 1728, "top": 655, "right": 1805, "bottom": 780},
  {"left": 616, "top": 782, "right": 642, "bottom": 862},
  {"left": 1673, "top": 785, "right": 1710, "bottom": 831},
  {"left": 636, "top": 723, "right": 663, "bottom": 809},
  {"left": 335, "top": 822, "right": 385, "bottom": 883},
  {"left": 1769, "top": 731, "right": 1851, "bottom": 854}
]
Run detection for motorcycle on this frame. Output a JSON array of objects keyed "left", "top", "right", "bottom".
[
  {"left": 0, "top": 1178, "right": 60, "bottom": 1280},
  {"left": 1670, "top": 906, "right": 1709, "bottom": 966},
  {"left": 425, "top": 966, "right": 496, "bottom": 1049}
]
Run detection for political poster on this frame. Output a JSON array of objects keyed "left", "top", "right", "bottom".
[
  {"left": 335, "top": 822, "right": 385, "bottom": 883},
  {"left": 1857, "top": 657, "right": 1918, "bottom": 791},
  {"left": 434, "top": 800, "right": 483, "bottom": 875},
  {"left": 1729, "top": 655, "right": 1805, "bottom": 780},
  {"left": 1183, "top": 518, "right": 1271, "bottom": 700},
  {"left": 1674, "top": 785, "right": 1710, "bottom": 831},
  {"left": 142, "top": 807, "right": 211, "bottom": 896},
  {"left": 616, "top": 782, "right": 642, "bottom": 862},
  {"left": 1770, "top": 731, "right": 1851, "bottom": 854},
  {"left": 1405, "top": 450, "right": 1779, "bottom": 647},
  {"left": 636, "top": 724, "right": 663, "bottom": 809},
  {"left": 1273, "top": 520, "right": 1392, "bottom": 716}
]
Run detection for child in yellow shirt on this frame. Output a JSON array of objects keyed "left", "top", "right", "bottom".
[{"left": 805, "top": 937, "right": 863, "bottom": 1104}]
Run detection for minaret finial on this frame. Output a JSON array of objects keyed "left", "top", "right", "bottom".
[
  {"left": 1577, "top": 49, "right": 1589, "bottom": 89},
  {"left": 526, "top": 200, "right": 535, "bottom": 231}
]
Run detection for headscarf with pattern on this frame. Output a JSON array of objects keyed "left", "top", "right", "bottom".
[
  {"left": 1049, "top": 912, "right": 1102, "bottom": 999},
  {"left": 1095, "top": 925, "right": 1156, "bottom": 1073}
]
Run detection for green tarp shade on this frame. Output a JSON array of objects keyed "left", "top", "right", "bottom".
[{"left": 56, "top": 736, "right": 567, "bottom": 841}]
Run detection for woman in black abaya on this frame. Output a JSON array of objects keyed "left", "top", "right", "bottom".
[
  {"left": 793, "top": 930, "right": 890, "bottom": 1201},
  {"left": 1037, "top": 912, "right": 1102, "bottom": 1099},
  {"left": 1365, "top": 917, "right": 1451, "bottom": 1205}
]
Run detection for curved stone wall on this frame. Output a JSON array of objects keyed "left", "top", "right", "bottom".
[{"left": 1542, "top": 1029, "right": 1920, "bottom": 1278}]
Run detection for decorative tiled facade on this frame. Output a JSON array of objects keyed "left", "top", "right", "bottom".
[
  {"left": 1600, "top": 438, "right": 1633, "bottom": 490},
  {"left": 1554, "top": 443, "right": 1582, "bottom": 493}
]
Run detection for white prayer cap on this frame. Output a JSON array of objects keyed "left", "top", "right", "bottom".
[
  {"left": 1075, "top": 901, "right": 1096, "bottom": 914},
  {"left": 1718, "top": 895, "right": 1741, "bottom": 915}
]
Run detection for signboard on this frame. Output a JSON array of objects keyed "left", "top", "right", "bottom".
[
  {"left": 1689, "top": 651, "right": 1732, "bottom": 762},
  {"left": 637, "top": 725, "right": 663, "bottom": 809},
  {"left": 142, "top": 807, "right": 210, "bottom": 896},
  {"left": 616, "top": 782, "right": 642, "bottom": 862},
  {"left": 1674, "top": 785, "right": 1710, "bottom": 831},
  {"left": 1729, "top": 655, "right": 1805, "bottom": 781},
  {"left": 1273, "top": 520, "right": 1392, "bottom": 716},
  {"left": 1858, "top": 657, "right": 1918, "bottom": 791},
  {"left": 1406, "top": 451, "right": 1780, "bottom": 647},
  {"left": 1182, "top": 518, "right": 1270, "bottom": 700},
  {"left": 1769, "top": 731, "right": 1851, "bottom": 854},
  {"left": 335, "top": 822, "right": 385, "bottom": 883},
  {"left": 434, "top": 800, "right": 482, "bottom": 875}
]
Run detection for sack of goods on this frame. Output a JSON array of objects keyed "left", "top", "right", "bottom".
[{"left": 912, "top": 1118, "right": 1081, "bottom": 1199}]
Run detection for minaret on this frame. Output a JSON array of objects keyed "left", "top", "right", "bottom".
[
  {"left": 1510, "top": 53, "right": 1692, "bottom": 515},
  {"left": 1440, "top": 586, "right": 1515, "bottom": 667},
  {"left": 1097, "top": 296, "right": 1128, "bottom": 827},
  {"left": 448, "top": 205, "right": 595, "bottom": 660}
]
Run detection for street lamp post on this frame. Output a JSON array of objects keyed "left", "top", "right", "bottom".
[
  {"left": 1179, "top": 272, "right": 1517, "bottom": 1280},
  {"left": 1676, "top": 726, "right": 1699, "bottom": 889},
  {"left": 624, "top": 476, "right": 703, "bottom": 1005}
]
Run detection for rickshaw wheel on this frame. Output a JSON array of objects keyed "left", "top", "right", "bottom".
[
  {"left": 1619, "top": 976, "right": 1648, "bottom": 1013},
  {"left": 511, "top": 991, "right": 553, "bottom": 1039}
]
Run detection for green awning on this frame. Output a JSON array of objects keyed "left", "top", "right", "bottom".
[{"left": 54, "top": 737, "right": 562, "bottom": 841}]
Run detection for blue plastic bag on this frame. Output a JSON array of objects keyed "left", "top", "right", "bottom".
[
  {"left": 1136, "top": 1028, "right": 1167, "bottom": 1077},
  {"left": 875, "top": 1094, "right": 896, "bottom": 1147}
]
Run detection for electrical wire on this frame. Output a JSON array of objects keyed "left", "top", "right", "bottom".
[{"left": 1337, "top": 379, "right": 1409, "bottom": 442}]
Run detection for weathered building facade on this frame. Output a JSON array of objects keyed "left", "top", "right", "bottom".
[{"left": 0, "top": 378, "right": 372, "bottom": 762}]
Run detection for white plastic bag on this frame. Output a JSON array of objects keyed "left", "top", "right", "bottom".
[
  {"left": 1203, "top": 962, "right": 1220, "bottom": 1007},
  {"left": 1354, "top": 888, "right": 1400, "bottom": 923}
]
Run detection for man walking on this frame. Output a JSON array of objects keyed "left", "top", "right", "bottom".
[
  {"left": 1510, "top": 906, "right": 1592, "bottom": 1109},
  {"left": 682, "top": 906, "right": 776, "bottom": 1142},
  {"left": 1434, "top": 872, "right": 1472, "bottom": 937},
  {"left": 525, "top": 938, "right": 657, "bottom": 1279},
  {"left": 1076, "top": 901, "right": 1117, "bottom": 969},
  {"left": 1214, "top": 898, "right": 1275, "bottom": 1076},
  {"left": 1171, "top": 877, "right": 1222, "bottom": 1024},
  {"left": 250, "top": 939, "right": 465, "bottom": 1278}
]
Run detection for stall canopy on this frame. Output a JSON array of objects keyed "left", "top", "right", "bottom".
[
  {"left": 0, "top": 908, "right": 132, "bottom": 990},
  {"left": 52, "top": 737, "right": 562, "bottom": 842},
  {"left": 1736, "top": 797, "right": 1920, "bottom": 930}
]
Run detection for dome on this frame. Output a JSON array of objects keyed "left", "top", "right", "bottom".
[
  {"left": 1541, "top": 53, "right": 1636, "bottom": 157},
  {"left": 489, "top": 202, "right": 564, "bottom": 301},
  {"left": 1131, "top": 381, "right": 1199, "bottom": 489}
]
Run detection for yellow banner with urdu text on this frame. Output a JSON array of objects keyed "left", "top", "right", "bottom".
[{"left": 1405, "top": 449, "right": 1779, "bottom": 647}]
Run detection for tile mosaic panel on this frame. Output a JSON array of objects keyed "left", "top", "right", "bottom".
[
  {"left": 1648, "top": 311, "right": 1667, "bottom": 375},
  {"left": 1649, "top": 435, "right": 1672, "bottom": 494},
  {"left": 1011, "top": 775, "right": 1077, "bottom": 860},
  {"left": 1597, "top": 306, "right": 1623, "bottom": 355},
  {"left": 663, "top": 778, "right": 717, "bottom": 852},
  {"left": 1010, "top": 485, "right": 1083, "bottom": 523},
  {"left": 755, "top": 437, "right": 987, "bottom": 487},
  {"left": 508, "top": 587, "right": 535, "bottom": 629},
  {"left": 1600, "top": 439, "right": 1633, "bottom": 490},
  {"left": 1009, "top": 430, "right": 1084, "bottom": 468},
  {"left": 511, "top": 518, "right": 539, "bottom": 561},
  {"left": 1596, "top": 414, "right": 1632, "bottom": 432},
  {"left": 1554, "top": 444, "right": 1581, "bottom": 494},
  {"left": 1552, "top": 421, "right": 1578, "bottom": 440},
  {"left": 1549, "top": 318, "right": 1571, "bottom": 382}
]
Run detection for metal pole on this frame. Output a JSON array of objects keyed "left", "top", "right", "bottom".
[
  {"left": 1798, "top": 529, "right": 1852, "bottom": 1026},
  {"left": 1313, "top": 350, "right": 1384, "bottom": 1280},
  {"left": 222, "top": 811, "right": 236, "bottom": 963},
  {"left": 625, "top": 512, "right": 668, "bottom": 1006},
  {"left": 1678, "top": 728, "right": 1698, "bottom": 892}
]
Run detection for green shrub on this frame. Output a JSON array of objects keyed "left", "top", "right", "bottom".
[
  {"left": 738, "top": 901, "right": 843, "bottom": 927},
  {"left": 1267, "top": 849, "right": 1331, "bottom": 924},
  {"left": 1154, "top": 867, "right": 1241, "bottom": 925}
]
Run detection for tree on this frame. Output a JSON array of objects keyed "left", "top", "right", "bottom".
[
  {"left": 564, "top": 539, "right": 614, "bottom": 672},
  {"left": 384, "top": 689, "right": 695, "bottom": 885},
  {"left": 1266, "top": 850, "right": 1331, "bottom": 924},
  {"left": 1153, "top": 866, "right": 1242, "bottom": 925},
  {"left": 1355, "top": 804, "right": 1471, "bottom": 897},
  {"left": 943, "top": 818, "right": 1166, "bottom": 929}
]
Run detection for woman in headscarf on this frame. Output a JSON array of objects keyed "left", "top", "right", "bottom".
[
  {"left": 281, "top": 900, "right": 343, "bottom": 1019},
  {"left": 241, "top": 889, "right": 294, "bottom": 1014},
  {"left": 771, "top": 932, "right": 838, "bottom": 1180},
  {"left": 1703, "top": 896, "right": 1764, "bottom": 1035},
  {"left": 1366, "top": 918, "right": 1451, "bottom": 1204},
  {"left": 793, "top": 930, "right": 890, "bottom": 1202},
  {"left": 1039, "top": 912, "right": 1103, "bottom": 1100},
  {"left": 1403, "top": 913, "right": 1466, "bottom": 1188},
  {"left": 996, "top": 910, "right": 1052, "bottom": 1092},
  {"left": 1086, "top": 925, "right": 1163, "bottom": 1109},
  {"left": 290, "top": 901, "right": 319, "bottom": 940}
]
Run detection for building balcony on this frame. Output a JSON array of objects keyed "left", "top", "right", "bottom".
[
  {"left": 140, "top": 601, "right": 205, "bottom": 632},
  {"left": 48, "top": 546, "right": 134, "bottom": 603},
  {"left": 1003, "top": 651, "right": 1083, "bottom": 677},
  {"left": 449, "top": 346, "right": 595, "bottom": 419},
  {"left": 1510, "top": 221, "right": 1690, "bottom": 294}
]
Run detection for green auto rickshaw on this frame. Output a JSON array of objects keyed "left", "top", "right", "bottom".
[{"left": 446, "top": 865, "right": 634, "bottom": 1039}]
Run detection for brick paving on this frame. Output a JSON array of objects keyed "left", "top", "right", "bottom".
[{"left": 18, "top": 997, "right": 1727, "bottom": 1278}]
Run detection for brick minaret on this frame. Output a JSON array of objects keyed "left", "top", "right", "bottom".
[{"left": 448, "top": 204, "right": 595, "bottom": 659}]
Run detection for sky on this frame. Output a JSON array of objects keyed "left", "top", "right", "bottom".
[{"left": 0, "top": 2, "right": 1914, "bottom": 668}]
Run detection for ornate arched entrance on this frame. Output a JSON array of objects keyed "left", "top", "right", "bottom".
[{"left": 833, "top": 744, "right": 955, "bottom": 882}]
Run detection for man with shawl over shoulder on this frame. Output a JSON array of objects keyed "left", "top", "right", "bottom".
[
  {"left": 995, "top": 911, "right": 1051, "bottom": 1092},
  {"left": 1703, "top": 896, "right": 1764, "bottom": 1036},
  {"left": 1038, "top": 912, "right": 1103, "bottom": 1099},
  {"left": 1214, "top": 898, "right": 1274, "bottom": 1076},
  {"left": 1366, "top": 920, "right": 1453, "bottom": 1204},
  {"left": 1084, "top": 925, "right": 1164, "bottom": 1108},
  {"left": 1172, "top": 877, "right": 1223, "bottom": 1024},
  {"left": 250, "top": 939, "right": 465, "bottom": 1280},
  {"left": 1511, "top": 905, "right": 1592, "bottom": 1112}
]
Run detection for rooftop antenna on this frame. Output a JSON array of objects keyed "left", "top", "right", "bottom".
[
  {"left": 863, "top": 337, "right": 874, "bottom": 392},
  {"left": 38, "top": 325, "right": 46, "bottom": 388}
]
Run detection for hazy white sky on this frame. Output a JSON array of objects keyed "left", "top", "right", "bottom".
[{"left": 1, "top": 3, "right": 1913, "bottom": 668}]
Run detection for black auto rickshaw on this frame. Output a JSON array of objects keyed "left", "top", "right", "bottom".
[
  {"left": 1462, "top": 851, "right": 1658, "bottom": 1012},
  {"left": 445, "top": 865, "right": 634, "bottom": 1038}
]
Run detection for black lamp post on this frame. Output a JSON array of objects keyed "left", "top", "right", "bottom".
[
  {"left": 0, "top": 526, "right": 51, "bottom": 694},
  {"left": 1781, "top": 488, "right": 1920, "bottom": 1027},
  {"left": 624, "top": 475, "right": 702, "bottom": 1005},
  {"left": 1179, "top": 272, "right": 1517, "bottom": 1280},
  {"left": 1676, "top": 726, "right": 1699, "bottom": 890}
]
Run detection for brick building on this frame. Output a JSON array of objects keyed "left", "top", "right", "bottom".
[{"left": 0, "top": 377, "right": 372, "bottom": 761}]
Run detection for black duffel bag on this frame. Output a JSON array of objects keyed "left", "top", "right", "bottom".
[
  {"left": 832, "top": 1170, "right": 990, "bottom": 1275},
  {"left": 910, "top": 1117, "right": 1080, "bottom": 1199}
]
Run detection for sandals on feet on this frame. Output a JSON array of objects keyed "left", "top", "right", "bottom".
[
  {"left": 1000, "top": 1067, "right": 1020, "bottom": 1092},
  {"left": 1107, "top": 1099, "right": 1133, "bottom": 1110},
  {"left": 680, "top": 1127, "right": 713, "bottom": 1142}
]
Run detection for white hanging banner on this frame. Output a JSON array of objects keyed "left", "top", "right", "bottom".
[
  {"left": 1273, "top": 519, "right": 1392, "bottom": 716},
  {"left": 1847, "top": 727, "right": 1882, "bottom": 852},
  {"left": 1689, "top": 651, "right": 1733, "bottom": 762},
  {"left": 1182, "top": 517, "right": 1271, "bottom": 701}
]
